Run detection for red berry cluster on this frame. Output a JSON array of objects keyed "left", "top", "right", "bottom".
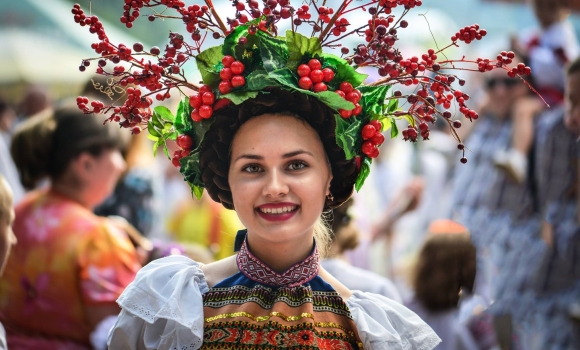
[
  {"left": 451, "top": 24, "right": 487, "bottom": 44},
  {"left": 160, "top": 0, "right": 186, "bottom": 8},
  {"left": 508, "top": 63, "right": 532, "bottom": 78},
  {"left": 120, "top": 0, "right": 152, "bottom": 28},
  {"left": 172, "top": 134, "right": 194, "bottom": 168},
  {"left": 402, "top": 125, "right": 419, "bottom": 142},
  {"left": 365, "top": 17, "right": 394, "bottom": 42},
  {"left": 497, "top": 51, "right": 516, "bottom": 65},
  {"left": 189, "top": 85, "right": 215, "bottom": 122},
  {"left": 296, "top": 5, "right": 312, "bottom": 20},
  {"left": 335, "top": 82, "right": 362, "bottom": 118},
  {"left": 219, "top": 56, "right": 246, "bottom": 94},
  {"left": 380, "top": 0, "right": 422, "bottom": 12},
  {"left": 331, "top": 18, "right": 349, "bottom": 37},
  {"left": 318, "top": 6, "right": 335, "bottom": 23},
  {"left": 361, "top": 121, "right": 384, "bottom": 158},
  {"left": 112, "top": 87, "right": 153, "bottom": 130},
  {"left": 297, "top": 59, "right": 334, "bottom": 92},
  {"left": 178, "top": 4, "right": 209, "bottom": 40},
  {"left": 476, "top": 58, "right": 495, "bottom": 73}
]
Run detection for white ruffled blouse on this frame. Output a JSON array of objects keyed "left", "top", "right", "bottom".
[{"left": 108, "top": 255, "right": 440, "bottom": 350}]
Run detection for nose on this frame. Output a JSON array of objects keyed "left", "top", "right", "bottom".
[
  {"left": 262, "top": 168, "right": 289, "bottom": 198},
  {"left": 113, "top": 150, "right": 127, "bottom": 173}
]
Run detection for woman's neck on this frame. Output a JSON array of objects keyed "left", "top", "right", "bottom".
[
  {"left": 50, "top": 181, "right": 92, "bottom": 210},
  {"left": 245, "top": 232, "right": 316, "bottom": 272}
]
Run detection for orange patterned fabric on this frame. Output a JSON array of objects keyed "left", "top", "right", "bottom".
[{"left": 0, "top": 190, "right": 141, "bottom": 349}]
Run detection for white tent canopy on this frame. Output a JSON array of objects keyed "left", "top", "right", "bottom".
[{"left": 0, "top": 0, "right": 144, "bottom": 84}]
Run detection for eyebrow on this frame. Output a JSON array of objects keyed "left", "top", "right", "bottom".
[{"left": 233, "top": 150, "right": 314, "bottom": 162}]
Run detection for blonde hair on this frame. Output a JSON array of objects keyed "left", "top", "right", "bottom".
[
  {"left": 313, "top": 215, "right": 332, "bottom": 258},
  {"left": 0, "top": 175, "right": 13, "bottom": 224}
]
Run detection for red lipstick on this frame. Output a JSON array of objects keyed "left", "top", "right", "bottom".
[{"left": 255, "top": 202, "right": 299, "bottom": 222}]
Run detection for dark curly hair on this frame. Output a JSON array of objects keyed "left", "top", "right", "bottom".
[{"left": 199, "top": 88, "right": 359, "bottom": 210}]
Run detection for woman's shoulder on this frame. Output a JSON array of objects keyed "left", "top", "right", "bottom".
[
  {"left": 109, "top": 255, "right": 211, "bottom": 350},
  {"left": 200, "top": 255, "right": 238, "bottom": 288},
  {"left": 346, "top": 291, "right": 441, "bottom": 350}
]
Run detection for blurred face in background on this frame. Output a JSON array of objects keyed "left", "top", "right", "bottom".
[
  {"left": 531, "top": 0, "right": 566, "bottom": 28},
  {"left": 485, "top": 68, "right": 528, "bottom": 118},
  {"left": 565, "top": 70, "right": 580, "bottom": 140},
  {"left": 0, "top": 178, "right": 17, "bottom": 277},
  {"left": 74, "top": 148, "right": 126, "bottom": 209}
]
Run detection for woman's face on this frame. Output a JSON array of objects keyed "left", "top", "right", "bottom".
[
  {"left": 83, "top": 148, "right": 126, "bottom": 208},
  {"left": 229, "top": 114, "right": 332, "bottom": 244}
]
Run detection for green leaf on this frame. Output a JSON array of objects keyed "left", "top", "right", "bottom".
[
  {"left": 195, "top": 45, "right": 223, "bottom": 86},
  {"left": 258, "top": 32, "right": 289, "bottom": 72},
  {"left": 402, "top": 114, "right": 415, "bottom": 128},
  {"left": 335, "top": 115, "right": 362, "bottom": 160},
  {"left": 223, "top": 25, "right": 249, "bottom": 58},
  {"left": 286, "top": 30, "right": 322, "bottom": 70},
  {"left": 355, "top": 157, "right": 372, "bottom": 192},
  {"left": 246, "top": 70, "right": 277, "bottom": 90},
  {"left": 190, "top": 183, "right": 204, "bottom": 200},
  {"left": 180, "top": 152, "right": 204, "bottom": 188},
  {"left": 147, "top": 121, "right": 161, "bottom": 138},
  {"left": 223, "top": 91, "right": 259, "bottom": 105},
  {"left": 175, "top": 97, "right": 194, "bottom": 135},
  {"left": 320, "top": 53, "right": 348, "bottom": 68},
  {"left": 146, "top": 133, "right": 158, "bottom": 142},
  {"left": 153, "top": 105, "right": 175, "bottom": 122},
  {"left": 334, "top": 64, "right": 368, "bottom": 88},
  {"left": 269, "top": 67, "right": 300, "bottom": 89},
  {"left": 390, "top": 118, "right": 399, "bottom": 139},
  {"left": 317, "top": 91, "right": 355, "bottom": 111},
  {"left": 358, "top": 85, "right": 390, "bottom": 116},
  {"left": 387, "top": 97, "right": 399, "bottom": 114}
]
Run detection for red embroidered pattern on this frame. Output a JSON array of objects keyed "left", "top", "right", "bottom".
[{"left": 236, "top": 238, "right": 319, "bottom": 287}]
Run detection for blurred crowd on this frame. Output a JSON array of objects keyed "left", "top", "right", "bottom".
[{"left": 0, "top": 0, "right": 579, "bottom": 349}]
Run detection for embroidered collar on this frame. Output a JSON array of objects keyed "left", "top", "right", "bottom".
[{"left": 236, "top": 235, "right": 320, "bottom": 288}]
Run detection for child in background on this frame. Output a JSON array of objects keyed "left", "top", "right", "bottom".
[
  {"left": 494, "top": 0, "right": 579, "bottom": 182},
  {"left": 406, "top": 220, "right": 494, "bottom": 350},
  {"left": 0, "top": 175, "right": 18, "bottom": 350}
]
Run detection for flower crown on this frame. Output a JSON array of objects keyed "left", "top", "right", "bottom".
[{"left": 72, "top": 0, "right": 534, "bottom": 200}]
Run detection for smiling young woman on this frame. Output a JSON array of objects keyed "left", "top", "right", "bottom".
[{"left": 108, "top": 89, "right": 441, "bottom": 350}]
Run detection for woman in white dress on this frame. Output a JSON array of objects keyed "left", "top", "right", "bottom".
[{"left": 107, "top": 88, "right": 441, "bottom": 349}]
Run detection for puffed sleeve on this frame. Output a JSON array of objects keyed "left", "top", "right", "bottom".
[
  {"left": 346, "top": 291, "right": 441, "bottom": 350},
  {"left": 108, "top": 255, "right": 209, "bottom": 350}
]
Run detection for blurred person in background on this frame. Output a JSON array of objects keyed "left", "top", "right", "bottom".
[
  {"left": 15, "top": 85, "right": 52, "bottom": 125},
  {"left": 515, "top": 55, "right": 580, "bottom": 350},
  {"left": 321, "top": 198, "right": 402, "bottom": 303},
  {"left": 0, "top": 99, "right": 24, "bottom": 204},
  {"left": 0, "top": 175, "right": 18, "bottom": 350},
  {"left": 494, "top": 0, "right": 578, "bottom": 182},
  {"left": 165, "top": 191, "right": 241, "bottom": 262},
  {"left": 406, "top": 221, "right": 492, "bottom": 350},
  {"left": 0, "top": 107, "right": 142, "bottom": 350},
  {"left": 449, "top": 57, "right": 539, "bottom": 349}
]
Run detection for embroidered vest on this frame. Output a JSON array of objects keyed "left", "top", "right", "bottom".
[{"left": 201, "top": 234, "right": 363, "bottom": 349}]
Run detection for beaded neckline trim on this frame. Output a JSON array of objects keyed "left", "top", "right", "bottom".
[{"left": 236, "top": 238, "right": 319, "bottom": 288}]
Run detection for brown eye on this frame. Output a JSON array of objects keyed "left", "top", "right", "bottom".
[
  {"left": 287, "top": 161, "right": 307, "bottom": 171},
  {"left": 242, "top": 164, "right": 262, "bottom": 173}
]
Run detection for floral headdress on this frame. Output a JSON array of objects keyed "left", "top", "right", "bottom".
[{"left": 72, "top": 0, "right": 533, "bottom": 202}]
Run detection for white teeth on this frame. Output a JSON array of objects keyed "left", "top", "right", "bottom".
[{"left": 259, "top": 206, "right": 297, "bottom": 214}]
